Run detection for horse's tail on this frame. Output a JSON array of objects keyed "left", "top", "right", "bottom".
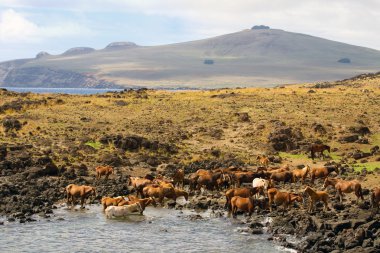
[{"left": 311, "top": 150, "right": 315, "bottom": 160}]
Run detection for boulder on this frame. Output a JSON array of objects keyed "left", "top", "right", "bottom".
[
  {"left": 326, "top": 220, "right": 351, "bottom": 233},
  {"left": 339, "top": 135, "right": 359, "bottom": 143},
  {"left": 24, "top": 163, "right": 59, "bottom": 179}
]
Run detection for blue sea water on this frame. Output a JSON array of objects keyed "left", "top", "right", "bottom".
[{"left": 1, "top": 87, "right": 124, "bottom": 95}]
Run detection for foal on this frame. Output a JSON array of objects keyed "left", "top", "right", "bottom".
[{"left": 303, "top": 186, "right": 329, "bottom": 212}]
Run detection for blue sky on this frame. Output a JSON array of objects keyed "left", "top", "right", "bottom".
[{"left": 0, "top": 0, "right": 379, "bottom": 62}]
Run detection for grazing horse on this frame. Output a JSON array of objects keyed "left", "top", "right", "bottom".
[
  {"left": 225, "top": 187, "right": 263, "bottom": 210},
  {"left": 371, "top": 187, "right": 380, "bottom": 209},
  {"left": 96, "top": 166, "right": 113, "bottom": 180},
  {"left": 303, "top": 186, "right": 329, "bottom": 212},
  {"left": 292, "top": 165, "right": 310, "bottom": 184},
  {"left": 309, "top": 144, "right": 330, "bottom": 160},
  {"left": 256, "top": 155, "right": 269, "bottom": 167},
  {"left": 310, "top": 166, "right": 338, "bottom": 184},
  {"left": 323, "top": 177, "right": 363, "bottom": 203},
  {"left": 66, "top": 184, "right": 96, "bottom": 209},
  {"left": 267, "top": 188, "right": 303, "bottom": 214},
  {"left": 101, "top": 196, "right": 125, "bottom": 211},
  {"left": 230, "top": 196, "right": 255, "bottom": 218}
]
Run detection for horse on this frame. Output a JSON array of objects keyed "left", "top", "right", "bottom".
[
  {"left": 323, "top": 177, "right": 364, "bottom": 203},
  {"left": 267, "top": 188, "right": 303, "bottom": 214},
  {"left": 225, "top": 187, "right": 263, "bottom": 210},
  {"left": 252, "top": 178, "right": 271, "bottom": 197},
  {"left": 303, "top": 186, "right": 329, "bottom": 212},
  {"left": 371, "top": 187, "right": 380, "bottom": 209},
  {"left": 142, "top": 184, "right": 176, "bottom": 205},
  {"left": 174, "top": 188, "right": 189, "bottom": 201},
  {"left": 101, "top": 196, "right": 125, "bottom": 211},
  {"left": 292, "top": 165, "right": 310, "bottom": 184},
  {"left": 309, "top": 144, "right": 331, "bottom": 160},
  {"left": 270, "top": 171, "right": 293, "bottom": 184},
  {"left": 310, "top": 166, "right": 338, "bottom": 184},
  {"left": 106, "top": 197, "right": 156, "bottom": 217},
  {"left": 216, "top": 173, "right": 233, "bottom": 190},
  {"left": 128, "top": 176, "right": 152, "bottom": 197},
  {"left": 66, "top": 184, "right": 96, "bottom": 209},
  {"left": 95, "top": 166, "right": 113, "bottom": 180},
  {"left": 256, "top": 155, "right": 269, "bottom": 167},
  {"left": 230, "top": 196, "right": 255, "bottom": 218},
  {"left": 232, "top": 171, "right": 257, "bottom": 187}
]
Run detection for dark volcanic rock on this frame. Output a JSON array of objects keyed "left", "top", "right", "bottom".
[
  {"left": 339, "top": 134, "right": 359, "bottom": 143},
  {"left": 268, "top": 124, "right": 304, "bottom": 151}
]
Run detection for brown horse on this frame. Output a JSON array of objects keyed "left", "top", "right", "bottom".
[
  {"left": 230, "top": 196, "right": 255, "bottom": 217},
  {"left": 270, "top": 171, "right": 293, "bottom": 184},
  {"left": 66, "top": 184, "right": 96, "bottom": 209},
  {"left": 174, "top": 188, "right": 189, "bottom": 201},
  {"left": 225, "top": 187, "right": 263, "bottom": 210},
  {"left": 309, "top": 144, "right": 331, "bottom": 160},
  {"left": 371, "top": 187, "right": 380, "bottom": 209},
  {"left": 118, "top": 197, "right": 157, "bottom": 208},
  {"left": 95, "top": 166, "right": 113, "bottom": 180},
  {"left": 310, "top": 166, "right": 338, "bottom": 184},
  {"left": 232, "top": 171, "right": 257, "bottom": 187},
  {"left": 128, "top": 176, "right": 152, "bottom": 197},
  {"left": 267, "top": 188, "right": 303, "bottom": 214},
  {"left": 256, "top": 155, "right": 269, "bottom": 167},
  {"left": 142, "top": 184, "right": 176, "bottom": 205},
  {"left": 303, "top": 186, "right": 329, "bottom": 212},
  {"left": 101, "top": 196, "right": 125, "bottom": 211},
  {"left": 323, "top": 177, "right": 363, "bottom": 203},
  {"left": 292, "top": 165, "right": 310, "bottom": 184}
]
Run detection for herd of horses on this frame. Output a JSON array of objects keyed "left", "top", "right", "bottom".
[{"left": 64, "top": 154, "right": 380, "bottom": 219}]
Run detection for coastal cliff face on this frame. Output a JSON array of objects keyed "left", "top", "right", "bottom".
[
  {"left": 2, "top": 66, "right": 115, "bottom": 88},
  {"left": 1, "top": 28, "right": 380, "bottom": 88}
]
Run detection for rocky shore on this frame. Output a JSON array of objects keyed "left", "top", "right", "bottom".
[{"left": 1, "top": 142, "right": 379, "bottom": 253}]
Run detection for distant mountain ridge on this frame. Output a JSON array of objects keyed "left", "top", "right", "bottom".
[{"left": 1, "top": 27, "right": 380, "bottom": 88}]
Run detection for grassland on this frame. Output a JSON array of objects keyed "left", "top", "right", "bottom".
[{"left": 0, "top": 74, "right": 379, "bottom": 171}]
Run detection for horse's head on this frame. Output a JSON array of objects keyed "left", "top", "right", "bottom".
[
  {"left": 148, "top": 197, "right": 157, "bottom": 207},
  {"left": 291, "top": 193, "right": 303, "bottom": 203}
]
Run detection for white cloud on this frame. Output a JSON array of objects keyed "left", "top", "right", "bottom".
[
  {"left": 0, "top": 9, "right": 39, "bottom": 42},
  {"left": 0, "top": 9, "right": 93, "bottom": 43}
]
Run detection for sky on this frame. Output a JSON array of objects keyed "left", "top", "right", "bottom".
[{"left": 0, "top": 0, "right": 379, "bottom": 62}]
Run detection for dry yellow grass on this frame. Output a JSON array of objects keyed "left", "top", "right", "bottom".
[{"left": 0, "top": 77, "right": 379, "bottom": 168}]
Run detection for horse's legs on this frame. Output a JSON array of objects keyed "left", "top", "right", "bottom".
[
  {"left": 323, "top": 200, "right": 328, "bottom": 211},
  {"left": 338, "top": 189, "right": 343, "bottom": 203},
  {"left": 80, "top": 197, "right": 85, "bottom": 209},
  {"left": 232, "top": 206, "right": 237, "bottom": 218}
]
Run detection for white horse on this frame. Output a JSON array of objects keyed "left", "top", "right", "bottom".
[
  {"left": 105, "top": 203, "right": 143, "bottom": 218},
  {"left": 252, "top": 178, "right": 270, "bottom": 198}
]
